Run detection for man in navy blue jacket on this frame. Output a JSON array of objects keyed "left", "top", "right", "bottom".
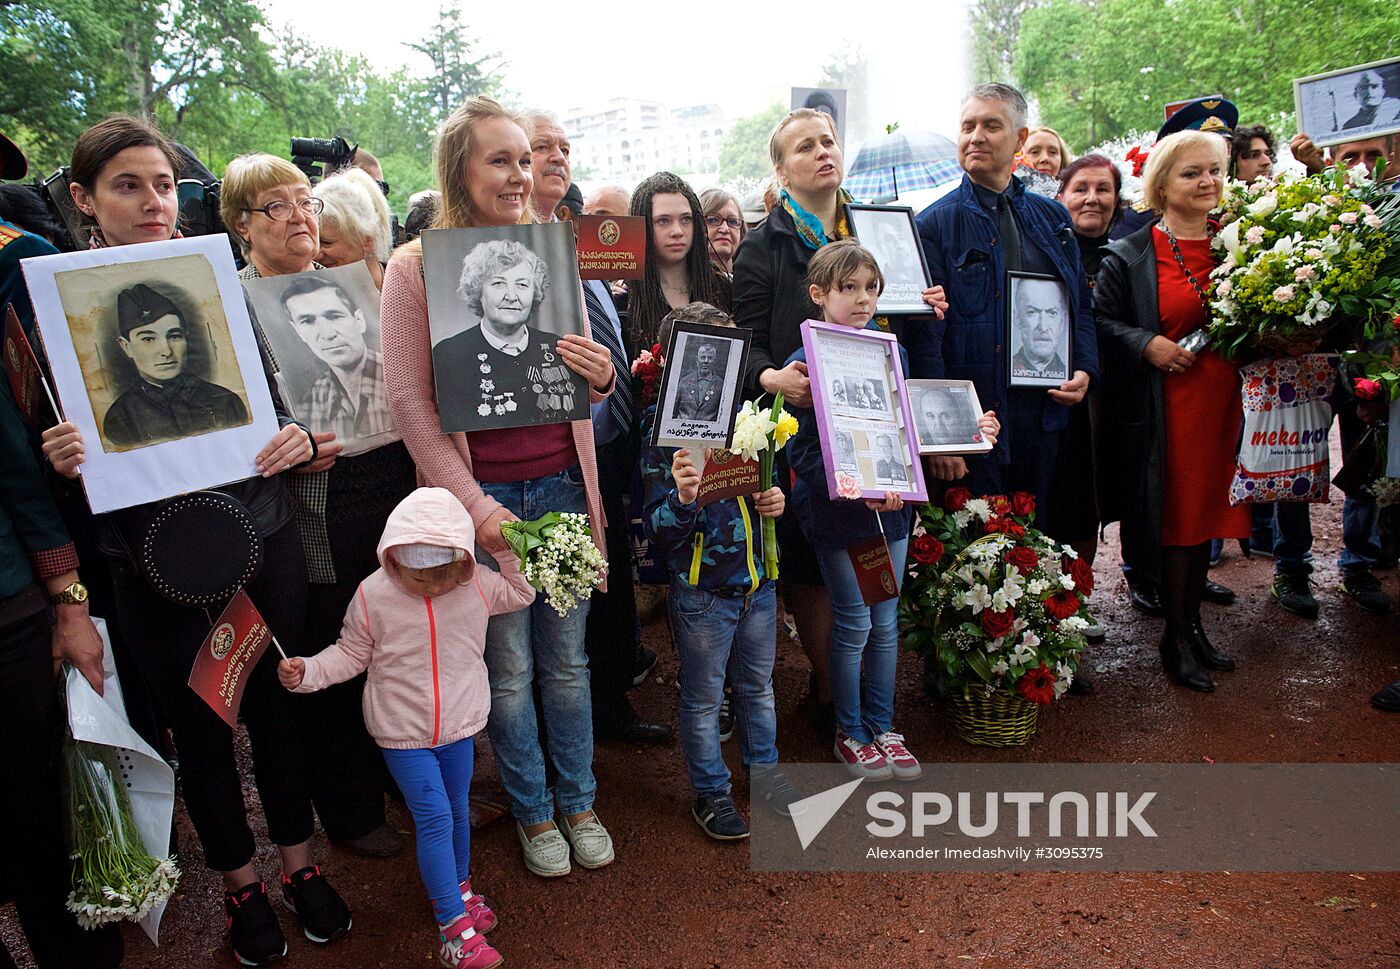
[{"left": 908, "top": 83, "right": 1097, "bottom": 520}]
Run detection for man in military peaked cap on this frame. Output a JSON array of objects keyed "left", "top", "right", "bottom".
[{"left": 103, "top": 282, "right": 248, "bottom": 448}]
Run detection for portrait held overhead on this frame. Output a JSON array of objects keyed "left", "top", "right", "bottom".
[
  {"left": 422, "top": 222, "right": 589, "bottom": 433},
  {"left": 1294, "top": 57, "right": 1400, "bottom": 148},
  {"left": 1006, "top": 271, "right": 1072, "bottom": 387},
  {"left": 243, "top": 261, "right": 398, "bottom": 456}
]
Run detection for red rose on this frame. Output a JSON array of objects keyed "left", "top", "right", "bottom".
[
  {"left": 1044, "top": 589, "right": 1081, "bottom": 621},
  {"left": 945, "top": 487, "right": 972, "bottom": 511},
  {"left": 981, "top": 607, "right": 1015, "bottom": 639},
  {"left": 1393, "top": 314, "right": 1400, "bottom": 332},
  {"left": 1005, "top": 546, "right": 1040, "bottom": 575},
  {"left": 1354, "top": 377, "right": 1382, "bottom": 400},
  {"left": 1067, "top": 557, "right": 1095, "bottom": 596},
  {"left": 1017, "top": 663, "right": 1057, "bottom": 705},
  {"left": 911, "top": 535, "right": 945, "bottom": 566},
  {"left": 1011, "top": 491, "right": 1036, "bottom": 518}
]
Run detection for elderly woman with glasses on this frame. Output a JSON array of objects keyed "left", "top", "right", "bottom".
[
  {"left": 699, "top": 187, "right": 744, "bottom": 276},
  {"left": 220, "top": 154, "right": 325, "bottom": 280}
]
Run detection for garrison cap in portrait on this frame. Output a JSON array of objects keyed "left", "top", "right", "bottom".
[
  {"left": 117, "top": 282, "right": 182, "bottom": 336},
  {"left": 1157, "top": 97, "right": 1238, "bottom": 142}
]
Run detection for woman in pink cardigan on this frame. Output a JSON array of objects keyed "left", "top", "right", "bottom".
[{"left": 381, "top": 97, "right": 619, "bottom": 878}]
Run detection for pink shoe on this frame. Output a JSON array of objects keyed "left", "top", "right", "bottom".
[
  {"left": 833, "top": 730, "right": 892, "bottom": 780},
  {"left": 873, "top": 731, "right": 922, "bottom": 780},
  {"left": 437, "top": 915, "right": 502, "bottom": 969},
  {"left": 458, "top": 879, "right": 498, "bottom": 933}
]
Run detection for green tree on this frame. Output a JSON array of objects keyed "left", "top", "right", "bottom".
[
  {"left": 819, "top": 48, "right": 871, "bottom": 144},
  {"left": 406, "top": 3, "right": 503, "bottom": 120},
  {"left": 970, "top": 0, "right": 1044, "bottom": 83},
  {"left": 719, "top": 103, "right": 785, "bottom": 190},
  {"left": 1014, "top": 0, "right": 1400, "bottom": 150}
]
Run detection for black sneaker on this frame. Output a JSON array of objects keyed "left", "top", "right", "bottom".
[
  {"left": 1271, "top": 572, "right": 1319, "bottom": 619},
  {"left": 631, "top": 646, "right": 658, "bottom": 687},
  {"left": 281, "top": 865, "right": 352, "bottom": 944},
  {"left": 1341, "top": 571, "right": 1391, "bottom": 614},
  {"left": 691, "top": 793, "right": 749, "bottom": 841},
  {"left": 225, "top": 881, "right": 287, "bottom": 967},
  {"left": 717, "top": 694, "right": 734, "bottom": 742},
  {"left": 754, "top": 767, "right": 806, "bottom": 818}
]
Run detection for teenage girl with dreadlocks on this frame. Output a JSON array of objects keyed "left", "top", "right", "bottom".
[{"left": 623, "top": 172, "right": 732, "bottom": 355}]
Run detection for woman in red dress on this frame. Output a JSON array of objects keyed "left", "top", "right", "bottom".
[{"left": 1093, "top": 130, "right": 1247, "bottom": 692}]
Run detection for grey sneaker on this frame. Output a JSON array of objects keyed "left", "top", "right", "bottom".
[
  {"left": 1271, "top": 572, "right": 1319, "bottom": 619},
  {"left": 558, "top": 812, "right": 615, "bottom": 869},
  {"left": 515, "top": 822, "right": 571, "bottom": 878},
  {"left": 1341, "top": 571, "right": 1391, "bottom": 614}
]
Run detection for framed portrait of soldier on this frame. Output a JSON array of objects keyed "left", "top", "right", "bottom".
[
  {"left": 1005, "top": 271, "right": 1072, "bottom": 389},
  {"left": 844, "top": 204, "right": 932, "bottom": 315},
  {"left": 1295, "top": 57, "right": 1400, "bottom": 149},
  {"left": 907, "top": 378, "right": 993, "bottom": 456},
  {"left": 651, "top": 321, "right": 751, "bottom": 451},
  {"left": 20, "top": 235, "right": 278, "bottom": 513},
  {"left": 799, "top": 319, "right": 927, "bottom": 504},
  {"left": 422, "top": 222, "right": 589, "bottom": 433},
  {"left": 243, "top": 262, "right": 399, "bottom": 457}
]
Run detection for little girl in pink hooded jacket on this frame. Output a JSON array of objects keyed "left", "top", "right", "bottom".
[{"left": 279, "top": 487, "right": 533, "bottom": 969}]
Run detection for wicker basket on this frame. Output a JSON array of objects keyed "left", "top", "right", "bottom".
[{"left": 946, "top": 689, "right": 1040, "bottom": 747}]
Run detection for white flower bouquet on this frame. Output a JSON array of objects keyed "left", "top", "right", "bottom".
[
  {"left": 501, "top": 511, "right": 607, "bottom": 616},
  {"left": 64, "top": 736, "right": 180, "bottom": 929},
  {"left": 730, "top": 394, "right": 797, "bottom": 579},
  {"left": 1208, "top": 163, "right": 1400, "bottom": 356}
]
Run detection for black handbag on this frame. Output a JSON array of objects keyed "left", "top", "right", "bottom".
[
  {"left": 138, "top": 491, "right": 264, "bottom": 606},
  {"left": 1331, "top": 424, "right": 1385, "bottom": 498}
]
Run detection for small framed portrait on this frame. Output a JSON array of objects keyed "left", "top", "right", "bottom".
[
  {"left": 1295, "top": 57, "right": 1400, "bottom": 150},
  {"left": 800, "top": 319, "right": 927, "bottom": 503},
  {"left": 422, "top": 222, "right": 589, "bottom": 433},
  {"left": 907, "top": 379, "right": 994, "bottom": 456},
  {"left": 20, "top": 235, "right": 279, "bottom": 514},
  {"left": 844, "top": 203, "right": 933, "bottom": 315},
  {"left": 1005, "top": 271, "right": 1072, "bottom": 389},
  {"left": 791, "top": 86, "right": 847, "bottom": 145},
  {"left": 243, "top": 262, "right": 399, "bottom": 457},
  {"left": 651, "top": 321, "right": 751, "bottom": 451}
]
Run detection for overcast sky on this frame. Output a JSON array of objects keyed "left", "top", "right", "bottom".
[{"left": 262, "top": 0, "right": 972, "bottom": 151}]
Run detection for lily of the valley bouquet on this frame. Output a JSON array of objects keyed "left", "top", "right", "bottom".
[
  {"left": 898, "top": 489, "right": 1092, "bottom": 705},
  {"left": 1208, "top": 163, "right": 1400, "bottom": 357},
  {"left": 730, "top": 394, "right": 798, "bottom": 579},
  {"left": 65, "top": 732, "right": 180, "bottom": 929},
  {"left": 501, "top": 512, "right": 607, "bottom": 616}
]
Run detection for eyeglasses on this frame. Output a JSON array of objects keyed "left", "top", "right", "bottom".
[
  {"left": 705, "top": 215, "right": 743, "bottom": 231},
  {"left": 242, "top": 197, "right": 324, "bottom": 221}
]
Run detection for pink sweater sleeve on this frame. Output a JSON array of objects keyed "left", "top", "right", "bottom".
[
  {"left": 476, "top": 548, "right": 537, "bottom": 616},
  {"left": 381, "top": 252, "right": 501, "bottom": 525},
  {"left": 296, "top": 586, "right": 376, "bottom": 692}
]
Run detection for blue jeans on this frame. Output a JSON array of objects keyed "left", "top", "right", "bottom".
[
  {"left": 381, "top": 738, "right": 475, "bottom": 924},
  {"left": 668, "top": 580, "right": 778, "bottom": 797},
  {"left": 1271, "top": 503, "right": 1315, "bottom": 575},
  {"left": 477, "top": 466, "right": 596, "bottom": 826},
  {"left": 817, "top": 536, "right": 909, "bottom": 745}
]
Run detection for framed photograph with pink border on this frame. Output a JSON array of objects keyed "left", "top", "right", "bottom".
[{"left": 800, "top": 319, "right": 926, "bottom": 504}]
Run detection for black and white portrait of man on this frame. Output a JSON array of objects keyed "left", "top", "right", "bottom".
[{"left": 1009, "top": 274, "right": 1071, "bottom": 386}]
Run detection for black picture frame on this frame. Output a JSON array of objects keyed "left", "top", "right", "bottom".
[
  {"left": 650, "top": 320, "right": 752, "bottom": 452},
  {"left": 843, "top": 203, "right": 934, "bottom": 315},
  {"left": 1004, "top": 270, "right": 1072, "bottom": 389}
]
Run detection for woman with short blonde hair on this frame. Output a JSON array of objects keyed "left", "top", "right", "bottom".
[
  {"left": 1021, "top": 126, "right": 1073, "bottom": 177},
  {"left": 1140, "top": 129, "right": 1228, "bottom": 215},
  {"left": 221, "top": 153, "right": 322, "bottom": 278},
  {"left": 699, "top": 187, "right": 744, "bottom": 276}
]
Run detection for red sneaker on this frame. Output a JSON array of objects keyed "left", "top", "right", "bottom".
[
  {"left": 458, "top": 879, "right": 497, "bottom": 933},
  {"left": 873, "top": 731, "right": 922, "bottom": 780},
  {"left": 833, "top": 730, "right": 892, "bottom": 780},
  {"left": 437, "top": 915, "right": 502, "bottom": 969}
]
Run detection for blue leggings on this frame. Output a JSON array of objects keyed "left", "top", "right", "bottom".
[{"left": 381, "top": 737, "right": 475, "bottom": 923}]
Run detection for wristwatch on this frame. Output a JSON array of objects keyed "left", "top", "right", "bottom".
[{"left": 51, "top": 581, "right": 89, "bottom": 606}]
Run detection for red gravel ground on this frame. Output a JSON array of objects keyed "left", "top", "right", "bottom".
[{"left": 5, "top": 467, "right": 1399, "bottom": 968}]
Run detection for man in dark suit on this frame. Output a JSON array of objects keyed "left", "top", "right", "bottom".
[{"left": 103, "top": 282, "right": 248, "bottom": 449}]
